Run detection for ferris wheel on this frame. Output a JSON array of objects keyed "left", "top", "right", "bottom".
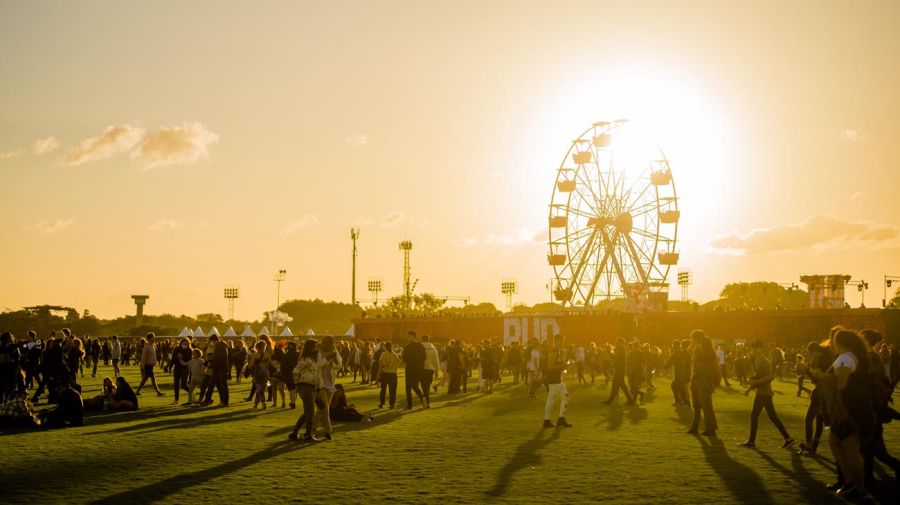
[{"left": 547, "top": 120, "right": 679, "bottom": 309}]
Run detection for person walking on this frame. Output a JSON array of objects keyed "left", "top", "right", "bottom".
[
  {"left": 201, "top": 335, "right": 230, "bottom": 407},
  {"left": 378, "top": 342, "right": 401, "bottom": 409},
  {"left": 171, "top": 338, "right": 192, "bottom": 404},
  {"left": 401, "top": 331, "right": 426, "bottom": 409},
  {"left": 110, "top": 335, "right": 122, "bottom": 378},
  {"left": 686, "top": 330, "right": 718, "bottom": 437},
  {"left": 716, "top": 344, "right": 731, "bottom": 387},
  {"left": 313, "top": 336, "right": 341, "bottom": 440},
  {"left": 604, "top": 338, "right": 633, "bottom": 405},
  {"left": 289, "top": 339, "right": 322, "bottom": 442},
  {"left": 135, "top": 334, "right": 164, "bottom": 397},
  {"left": 421, "top": 335, "right": 440, "bottom": 407},
  {"left": 543, "top": 333, "right": 572, "bottom": 428},
  {"left": 739, "top": 340, "right": 794, "bottom": 449}
]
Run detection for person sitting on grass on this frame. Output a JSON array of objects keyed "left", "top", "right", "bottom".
[
  {"left": 329, "top": 383, "right": 372, "bottom": 422},
  {"left": 40, "top": 381, "right": 84, "bottom": 428},
  {"left": 0, "top": 371, "right": 40, "bottom": 428},
  {"left": 739, "top": 340, "right": 794, "bottom": 449}
]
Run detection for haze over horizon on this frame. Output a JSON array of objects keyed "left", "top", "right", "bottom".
[{"left": 2, "top": 0, "right": 898, "bottom": 320}]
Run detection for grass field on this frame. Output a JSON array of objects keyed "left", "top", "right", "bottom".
[{"left": 2, "top": 363, "right": 898, "bottom": 505}]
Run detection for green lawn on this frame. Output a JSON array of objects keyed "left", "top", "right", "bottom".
[{"left": 3, "top": 364, "right": 898, "bottom": 504}]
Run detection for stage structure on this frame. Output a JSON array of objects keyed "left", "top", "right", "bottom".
[
  {"left": 548, "top": 120, "right": 679, "bottom": 311},
  {"left": 800, "top": 274, "right": 851, "bottom": 309}
]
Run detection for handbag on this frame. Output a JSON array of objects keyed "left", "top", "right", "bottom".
[{"left": 315, "top": 393, "right": 327, "bottom": 409}]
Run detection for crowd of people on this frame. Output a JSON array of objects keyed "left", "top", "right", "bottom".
[{"left": 1, "top": 325, "right": 898, "bottom": 500}]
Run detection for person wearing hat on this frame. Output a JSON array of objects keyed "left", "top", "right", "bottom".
[{"left": 543, "top": 333, "right": 572, "bottom": 428}]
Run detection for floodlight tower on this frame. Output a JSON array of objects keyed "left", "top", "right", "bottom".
[
  {"left": 131, "top": 295, "right": 149, "bottom": 327},
  {"left": 501, "top": 279, "right": 518, "bottom": 312},
  {"left": 224, "top": 286, "right": 240, "bottom": 320},
  {"left": 351, "top": 228, "right": 360, "bottom": 305},
  {"left": 399, "top": 240, "right": 413, "bottom": 310},
  {"left": 368, "top": 278, "right": 383, "bottom": 306},
  {"left": 272, "top": 269, "right": 286, "bottom": 333},
  {"left": 677, "top": 270, "right": 692, "bottom": 302}
]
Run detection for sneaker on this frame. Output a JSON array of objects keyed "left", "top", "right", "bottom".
[
  {"left": 542, "top": 420, "right": 554, "bottom": 428},
  {"left": 556, "top": 418, "right": 573, "bottom": 428},
  {"left": 156, "top": 392, "right": 165, "bottom": 397},
  {"left": 287, "top": 433, "right": 298, "bottom": 441},
  {"left": 303, "top": 435, "right": 320, "bottom": 443},
  {"left": 739, "top": 441, "right": 756, "bottom": 448},
  {"left": 825, "top": 481, "right": 844, "bottom": 491},
  {"left": 289, "top": 403, "right": 296, "bottom": 409},
  {"left": 781, "top": 438, "right": 795, "bottom": 449},
  {"left": 323, "top": 432, "right": 333, "bottom": 441},
  {"left": 834, "top": 484, "right": 856, "bottom": 497}
]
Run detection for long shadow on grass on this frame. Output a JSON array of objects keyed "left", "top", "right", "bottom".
[
  {"left": 90, "top": 440, "right": 307, "bottom": 505},
  {"left": 754, "top": 448, "right": 843, "bottom": 504},
  {"left": 485, "top": 428, "right": 562, "bottom": 498},
  {"left": 83, "top": 408, "right": 276, "bottom": 435},
  {"left": 695, "top": 435, "right": 773, "bottom": 504}
]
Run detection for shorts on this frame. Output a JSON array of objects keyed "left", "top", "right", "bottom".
[
  {"left": 112, "top": 359, "right": 120, "bottom": 365},
  {"left": 143, "top": 365, "right": 155, "bottom": 378},
  {"left": 831, "top": 418, "right": 855, "bottom": 442}
]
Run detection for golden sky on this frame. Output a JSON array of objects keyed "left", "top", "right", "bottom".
[{"left": 1, "top": 0, "right": 898, "bottom": 319}]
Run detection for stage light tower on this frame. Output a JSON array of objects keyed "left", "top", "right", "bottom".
[
  {"left": 224, "top": 286, "right": 240, "bottom": 320},
  {"left": 883, "top": 275, "right": 900, "bottom": 307},
  {"left": 351, "top": 228, "right": 360, "bottom": 305},
  {"left": 399, "top": 241, "right": 413, "bottom": 310},
  {"left": 272, "top": 269, "right": 286, "bottom": 333},
  {"left": 677, "top": 270, "right": 692, "bottom": 302},
  {"left": 368, "top": 278, "right": 383, "bottom": 306},
  {"left": 501, "top": 279, "right": 518, "bottom": 311}
]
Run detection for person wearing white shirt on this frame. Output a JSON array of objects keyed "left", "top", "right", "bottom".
[
  {"left": 420, "top": 335, "right": 440, "bottom": 408},
  {"left": 716, "top": 345, "right": 731, "bottom": 387},
  {"left": 110, "top": 335, "right": 122, "bottom": 377}
]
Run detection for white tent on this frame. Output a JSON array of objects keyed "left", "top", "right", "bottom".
[
  {"left": 177, "top": 327, "right": 192, "bottom": 338},
  {"left": 208, "top": 327, "right": 220, "bottom": 337},
  {"left": 193, "top": 327, "right": 205, "bottom": 338},
  {"left": 240, "top": 325, "right": 255, "bottom": 338},
  {"left": 257, "top": 326, "right": 270, "bottom": 337},
  {"left": 344, "top": 324, "right": 355, "bottom": 337},
  {"left": 279, "top": 326, "right": 294, "bottom": 337},
  {"left": 305, "top": 328, "right": 315, "bottom": 336},
  {"left": 223, "top": 326, "right": 237, "bottom": 337}
]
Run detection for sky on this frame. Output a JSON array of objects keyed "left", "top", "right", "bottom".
[{"left": 1, "top": 0, "right": 898, "bottom": 320}]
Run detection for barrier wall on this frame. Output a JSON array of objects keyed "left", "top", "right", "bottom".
[{"left": 353, "top": 309, "right": 900, "bottom": 347}]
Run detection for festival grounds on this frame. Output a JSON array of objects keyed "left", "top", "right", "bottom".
[{"left": 3, "top": 363, "right": 898, "bottom": 504}]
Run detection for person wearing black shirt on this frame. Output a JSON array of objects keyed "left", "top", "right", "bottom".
[
  {"left": 542, "top": 333, "right": 572, "bottom": 428},
  {"left": 603, "top": 338, "right": 633, "bottom": 405},
  {"left": 402, "top": 330, "right": 426, "bottom": 409},
  {"left": 41, "top": 381, "right": 84, "bottom": 428},
  {"left": 798, "top": 341, "right": 833, "bottom": 456},
  {"left": 171, "top": 338, "right": 192, "bottom": 404},
  {"left": 201, "top": 336, "right": 230, "bottom": 407}
]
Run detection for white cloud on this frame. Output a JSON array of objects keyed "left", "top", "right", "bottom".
[
  {"left": 280, "top": 214, "right": 319, "bottom": 235},
  {"left": 132, "top": 122, "right": 219, "bottom": 169},
  {"left": 64, "top": 124, "right": 145, "bottom": 166},
  {"left": 849, "top": 191, "right": 867, "bottom": 201},
  {"left": 705, "top": 213, "right": 899, "bottom": 255},
  {"left": 841, "top": 129, "right": 865, "bottom": 142},
  {"left": 25, "top": 219, "right": 74, "bottom": 235},
  {"left": 379, "top": 211, "right": 408, "bottom": 228},
  {"left": 32, "top": 136, "right": 59, "bottom": 155},
  {"left": 0, "top": 150, "right": 20, "bottom": 161},
  {"left": 148, "top": 219, "right": 187, "bottom": 232},
  {"left": 346, "top": 133, "right": 369, "bottom": 150},
  {"left": 452, "top": 227, "right": 542, "bottom": 247}
]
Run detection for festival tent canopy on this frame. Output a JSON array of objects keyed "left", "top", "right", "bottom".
[
  {"left": 223, "top": 326, "right": 237, "bottom": 337},
  {"left": 208, "top": 327, "right": 220, "bottom": 337},
  {"left": 193, "top": 327, "right": 205, "bottom": 338},
  {"left": 240, "top": 325, "right": 255, "bottom": 338},
  {"left": 279, "top": 326, "right": 294, "bottom": 337},
  {"left": 177, "top": 327, "right": 192, "bottom": 338},
  {"left": 305, "top": 328, "right": 315, "bottom": 336},
  {"left": 257, "top": 326, "right": 270, "bottom": 337},
  {"left": 344, "top": 324, "right": 355, "bottom": 337}
]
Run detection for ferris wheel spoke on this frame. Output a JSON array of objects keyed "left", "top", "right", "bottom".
[
  {"left": 583, "top": 233, "right": 617, "bottom": 303},
  {"left": 568, "top": 230, "right": 601, "bottom": 296},
  {"left": 599, "top": 230, "right": 629, "bottom": 291},
  {"left": 630, "top": 201, "right": 660, "bottom": 219},
  {"left": 621, "top": 233, "right": 650, "bottom": 285},
  {"left": 623, "top": 182, "right": 654, "bottom": 215},
  {"left": 573, "top": 169, "right": 604, "bottom": 215}
]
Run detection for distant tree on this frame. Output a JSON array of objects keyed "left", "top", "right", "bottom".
[
  {"left": 195, "top": 313, "right": 224, "bottom": 324},
  {"left": 702, "top": 282, "right": 807, "bottom": 310}
]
